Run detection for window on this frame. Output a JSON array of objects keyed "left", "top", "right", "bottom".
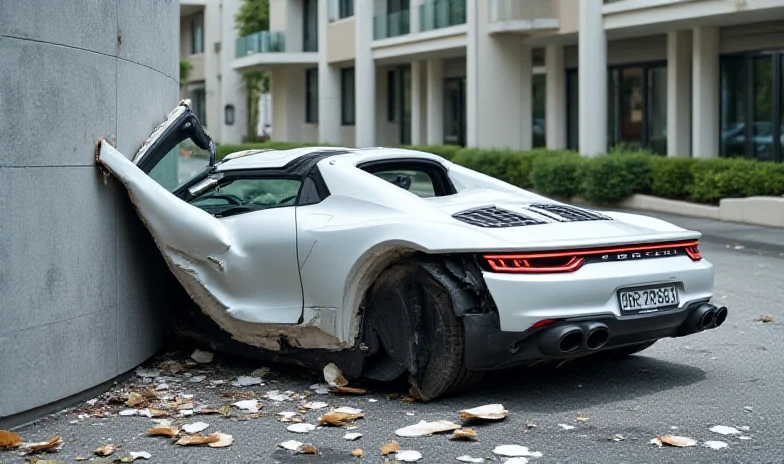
[
  {"left": 361, "top": 160, "right": 456, "bottom": 197},
  {"left": 306, "top": 68, "right": 319, "bottom": 123},
  {"left": 338, "top": 0, "right": 353, "bottom": 19},
  {"left": 401, "top": 66, "right": 412, "bottom": 144},
  {"left": 341, "top": 67, "right": 355, "bottom": 125},
  {"left": 372, "top": 169, "right": 436, "bottom": 197},
  {"left": 190, "top": 14, "right": 204, "bottom": 54},
  {"left": 148, "top": 136, "right": 211, "bottom": 192},
  {"left": 303, "top": 0, "right": 318, "bottom": 52},
  {"left": 532, "top": 73, "right": 546, "bottom": 148},
  {"left": 720, "top": 52, "right": 783, "bottom": 162},
  {"left": 189, "top": 178, "right": 303, "bottom": 217},
  {"left": 566, "top": 69, "right": 578, "bottom": 150},
  {"left": 607, "top": 62, "right": 667, "bottom": 154},
  {"left": 191, "top": 88, "right": 206, "bottom": 125},
  {"left": 387, "top": 70, "right": 398, "bottom": 122},
  {"left": 444, "top": 77, "right": 466, "bottom": 146}
]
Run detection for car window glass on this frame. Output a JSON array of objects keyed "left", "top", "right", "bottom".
[
  {"left": 372, "top": 169, "right": 436, "bottom": 198},
  {"left": 189, "top": 178, "right": 302, "bottom": 217},
  {"left": 148, "top": 137, "right": 211, "bottom": 192}
]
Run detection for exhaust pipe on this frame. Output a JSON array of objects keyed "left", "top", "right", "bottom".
[
  {"left": 581, "top": 322, "right": 611, "bottom": 350},
  {"left": 683, "top": 303, "right": 717, "bottom": 334},
  {"left": 538, "top": 325, "right": 584, "bottom": 356},
  {"left": 713, "top": 306, "right": 728, "bottom": 328}
]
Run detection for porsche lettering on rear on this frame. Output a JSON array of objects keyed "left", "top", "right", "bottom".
[{"left": 96, "top": 102, "right": 728, "bottom": 400}]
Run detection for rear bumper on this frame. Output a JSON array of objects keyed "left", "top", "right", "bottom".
[{"left": 462, "top": 300, "right": 728, "bottom": 370}]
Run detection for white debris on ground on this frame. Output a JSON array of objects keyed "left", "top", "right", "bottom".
[
  {"left": 323, "top": 363, "right": 349, "bottom": 387},
  {"left": 651, "top": 436, "right": 698, "bottom": 447},
  {"left": 287, "top": 423, "right": 317, "bottom": 434},
  {"left": 395, "top": 420, "right": 462, "bottom": 437},
  {"left": 710, "top": 425, "right": 741, "bottom": 435},
  {"left": 182, "top": 422, "right": 209, "bottom": 434},
  {"left": 232, "top": 399, "right": 260, "bottom": 412},
  {"left": 343, "top": 432, "right": 362, "bottom": 440},
  {"left": 456, "top": 456, "right": 484, "bottom": 463},
  {"left": 559, "top": 424, "right": 576, "bottom": 430},
  {"left": 190, "top": 349, "right": 214, "bottom": 364},
  {"left": 493, "top": 444, "right": 543, "bottom": 458},
  {"left": 704, "top": 441, "right": 729, "bottom": 450},
  {"left": 394, "top": 450, "right": 423, "bottom": 462},
  {"left": 232, "top": 376, "right": 262, "bottom": 387},
  {"left": 278, "top": 440, "right": 304, "bottom": 451},
  {"left": 459, "top": 404, "right": 509, "bottom": 422}
]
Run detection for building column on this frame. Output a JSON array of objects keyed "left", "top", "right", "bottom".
[
  {"left": 411, "top": 61, "right": 423, "bottom": 145},
  {"left": 355, "top": 0, "right": 376, "bottom": 147},
  {"left": 219, "top": 0, "right": 248, "bottom": 144},
  {"left": 545, "top": 44, "right": 566, "bottom": 150},
  {"left": 577, "top": 0, "right": 607, "bottom": 156},
  {"left": 466, "top": 0, "right": 479, "bottom": 146},
  {"left": 692, "top": 25, "right": 719, "bottom": 158},
  {"left": 520, "top": 43, "right": 533, "bottom": 151},
  {"left": 667, "top": 30, "right": 692, "bottom": 157},
  {"left": 318, "top": 0, "right": 341, "bottom": 144},
  {"left": 427, "top": 59, "right": 444, "bottom": 145}
]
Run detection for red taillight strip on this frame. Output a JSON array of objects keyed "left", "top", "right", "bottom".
[{"left": 483, "top": 240, "right": 701, "bottom": 274}]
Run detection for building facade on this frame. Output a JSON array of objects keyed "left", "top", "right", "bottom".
[
  {"left": 180, "top": 0, "right": 248, "bottom": 144},
  {"left": 230, "top": 0, "right": 784, "bottom": 162}
]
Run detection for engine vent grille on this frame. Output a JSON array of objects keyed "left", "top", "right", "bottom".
[
  {"left": 453, "top": 207, "right": 546, "bottom": 228},
  {"left": 524, "top": 204, "right": 612, "bottom": 222}
]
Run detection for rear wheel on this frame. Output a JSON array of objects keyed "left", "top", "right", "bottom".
[{"left": 362, "top": 260, "right": 484, "bottom": 401}]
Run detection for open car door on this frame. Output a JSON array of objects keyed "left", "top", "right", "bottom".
[{"left": 97, "top": 101, "right": 305, "bottom": 335}]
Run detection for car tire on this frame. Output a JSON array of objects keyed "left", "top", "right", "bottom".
[{"left": 363, "top": 259, "right": 484, "bottom": 401}]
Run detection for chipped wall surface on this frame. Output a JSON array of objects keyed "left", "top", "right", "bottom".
[{"left": 0, "top": 0, "right": 180, "bottom": 424}]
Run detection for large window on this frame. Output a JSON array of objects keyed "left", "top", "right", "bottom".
[
  {"left": 341, "top": 67, "right": 355, "bottom": 126},
  {"left": 444, "top": 77, "right": 466, "bottom": 146},
  {"left": 607, "top": 62, "right": 667, "bottom": 154},
  {"left": 190, "top": 14, "right": 204, "bottom": 54},
  {"left": 306, "top": 68, "right": 318, "bottom": 123},
  {"left": 566, "top": 69, "right": 578, "bottom": 150},
  {"left": 720, "top": 51, "right": 783, "bottom": 162},
  {"left": 303, "top": 0, "right": 318, "bottom": 52},
  {"left": 532, "top": 73, "right": 546, "bottom": 148},
  {"left": 189, "top": 178, "right": 302, "bottom": 217}
]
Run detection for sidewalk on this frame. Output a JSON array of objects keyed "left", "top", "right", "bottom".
[{"left": 605, "top": 207, "right": 784, "bottom": 255}]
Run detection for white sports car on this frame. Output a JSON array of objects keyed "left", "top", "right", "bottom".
[{"left": 97, "top": 102, "right": 728, "bottom": 400}]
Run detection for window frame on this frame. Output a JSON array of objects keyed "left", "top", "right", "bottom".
[
  {"left": 305, "top": 68, "right": 319, "bottom": 123},
  {"left": 190, "top": 13, "right": 204, "bottom": 55},
  {"left": 187, "top": 173, "right": 306, "bottom": 217},
  {"left": 357, "top": 158, "right": 458, "bottom": 197},
  {"left": 341, "top": 67, "right": 356, "bottom": 126},
  {"left": 719, "top": 49, "right": 784, "bottom": 162}
]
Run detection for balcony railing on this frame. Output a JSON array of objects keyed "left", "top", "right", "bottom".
[
  {"left": 373, "top": 10, "right": 410, "bottom": 40},
  {"left": 328, "top": 0, "right": 354, "bottom": 22},
  {"left": 488, "top": 0, "right": 557, "bottom": 25},
  {"left": 235, "top": 31, "right": 286, "bottom": 58},
  {"left": 420, "top": 0, "right": 467, "bottom": 32}
]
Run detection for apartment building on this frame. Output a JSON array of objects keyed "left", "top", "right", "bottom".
[
  {"left": 231, "top": 0, "right": 784, "bottom": 162},
  {"left": 180, "top": 0, "right": 248, "bottom": 144}
]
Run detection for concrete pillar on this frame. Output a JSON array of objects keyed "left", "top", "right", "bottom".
[
  {"left": 285, "top": 0, "right": 305, "bottom": 52},
  {"left": 220, "top": 0, "right": 248, "bottom": 144},
  {"left": 410, "top": 0, "right": 421, "bottom": 34},
  {"left": 467, "top": 1, "right": 531, "bottom": 150},
  {"left": 355, "top": 0, "right": 375, "bottom": 147},
  {"left": 270, "top": 67, "right": 308, "bottom": 142},
  {"left": 578, "top": 0, "right": 607, "bottom": 156},
  {"left": 667, "top": 30, "right": 692, "bottom": 157},
  {"left": 427, "top": 59, "right": 444, "bottom": 145},
  {"left": 0, "top": 0, "right": 179, "bottom": 427},
  {"left": 545, "top": 44, "right": 566, "bottom": 150},
  {"left": 318, "top": 0, "right": 341, "bottom": 144},
  {"left": 203, "top": 1, "right": 222, "bottom": 133},
  {"left": 411, "top": 61, "right": 423, "bottom": 145},
  {"left": 692, "top": 25, "right": 719, "bottom": 158}
]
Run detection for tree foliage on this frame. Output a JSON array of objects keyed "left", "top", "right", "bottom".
[{"left": 235, "top": 0, "right": 270, "bottom": 37}]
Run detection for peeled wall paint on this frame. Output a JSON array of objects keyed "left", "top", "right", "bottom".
[{"left": 0, "top": 0, "right": 180, "bottom": 425}]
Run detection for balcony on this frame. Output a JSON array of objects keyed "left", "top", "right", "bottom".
[
  {"left": 420, "top": 0, "right": 467, "bottom": 32},
  {"left": 328, "top": 0, "right": 354, "bottom": 22},
  {"left": 232, "top": 31, "right": 318, "bottom": 71},
  {"left": 487, "top": 0, "right": 559, "bottom": 34},
  {"left": 235, "top": 31, "right": 286, "bottom": 57},
  {"left": 374, "top": 10, "right": 410, "bottom": 40}
]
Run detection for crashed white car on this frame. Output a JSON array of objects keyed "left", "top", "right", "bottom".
[{"left": 98, "top": 102, "right": 728, "bottom": 400}]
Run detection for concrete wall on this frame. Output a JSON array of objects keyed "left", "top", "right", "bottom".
[{"left": 0, "top": 0, "right": 180, "bottom": 426}]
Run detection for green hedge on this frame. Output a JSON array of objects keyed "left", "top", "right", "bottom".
[{"left": 214, "top": 142, "right": 784, "bottom": 205}]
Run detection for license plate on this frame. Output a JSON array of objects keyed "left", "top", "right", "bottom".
[{"left": 618, "top": 285, "right": 679, "bottom": 314}]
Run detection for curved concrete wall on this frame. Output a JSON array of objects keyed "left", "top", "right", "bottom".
[{"left": 0, "top": 0, "right": 180, "bottom": 423}]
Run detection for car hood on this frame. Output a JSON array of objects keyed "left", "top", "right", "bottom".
[{"left": 422, "top": 188, "right": 700, "bottom": 250}]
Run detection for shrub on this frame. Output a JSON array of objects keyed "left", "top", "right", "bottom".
[
  {"left": 578, "top": 153, "right": 652, "bottom": 204},
  {"left": 452, "top": 148, "right": 571, "bottom": 188},
  {"left": 691, "top": 158, "right": 784, "bottom": 204},
  {"left": 530, "top": 154, "right": 587, "bottom": 198},
  {"left": 649, "top": 156, "right": 696, "bottom": 200}
]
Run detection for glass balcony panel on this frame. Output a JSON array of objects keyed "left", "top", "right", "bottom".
[{"left": 420, "top": 0, "right": 466, "bottom": 32}]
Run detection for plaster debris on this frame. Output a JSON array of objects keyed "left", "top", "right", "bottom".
[
  {"left": 343, "top": 432, "right": 362, "bottom": 440},
  {"left": 176, "top": 433, "right": 220, "bottom": 446},
  {"left": 179, "top": 409, "right": 194, "bottom": 417},
  {"left": 191, "top": 349, "right": 214, "bottom": 364},
  {"left": 190, "top": 375, "right": 206, "bottom": 383},
  {"left": 319, "top": 411, "right": 364, "bottom": 426},
  {"left": 86, "top": 399, "right": 99, "bottom": 406},
  {"left": 208, "top": 433, "right": 234, "bottom": 448},
  {"left": 609, "top": 434, "right": 626, "bottom": 442},
  {"left": 456, "top": 456, "right": 484, "bottom": 463},
  {"left": 653, "top": 435, "right": 698, "bottom": 447},
  {"left": 505, "top": 459, "right": 530, "bottom": 464},
  {"left": 450, "top": 428, "right": 478, "bottom": 441},
  {"left": 266, "top": 390, "right": 293, "bottom": 402},
  {"left": 459, "top": 404, "right": 508, "bottom": 422},
  {"left": 368, "top": 398, "right": 378, "bottom": 402},
  {"left": 233, "top": 400, "right": 261, "bottom": 413},
  {"left": 0, "top": 430, "right": 22, "bottom": 449},
  {"left": 155, "top": 383, "right": 169, "bottom": 390},
  {"left": 352, "top": 448, "right": 364, "bottom": 457},
  {"left": 295, "top": 444, "right": 320, "bottom": 455},
  {"left": 119, "top": 409, "right": 139, "bottom": 416},
  {"left": 287, "top": 423, "right": 317, "bottom": 434},
  {"left": 232, "top": 376, "right": 262, "bottom": 387},
  {"left": 710, "top": 425, "right": 741, "bottom": 435},
  {"left": 381, "top": 441, "right": 401, "bottom": 455},
  {"left": 331, "top": 386, "right": 367, "bottom": 395},
  {"left": 559, "top": 424, "right": 575, "bottom": 430},
  {"left": 492, "top": 445, "right": 542, "bottom": 458},
  {"left": 251, "top": 367, "right": 270, "bottom": 377},
  {"left": 182, "top": 422, "right": 210, "bottom": 434},
  {"left": 396, "top": 420, "right": 461, "bottom": 437},
  {"left": 333, "top": 406, "right": 362, "bottom": 415},
  {"left": 147, "top": 427, "right": 179, "bottom": 438},
  {"left": 94, "top": 444, "right": 117, "bottom": 456},
  {"left": 394, "top": 450, "right": 423, "bottom": 462},
  {"left": 128, "top": 451, "right": 152, "bottom": 461},
  {"left": 323, "top": 363, "right": 349, "bottom": 387},
  {"left": 24, "top": 435, "right": 64, "bottom": 453},
  {"left": 279, "top": 440, "right": 304, "bottom": 451},
  {"left": 303, "top": 401, "right": 329, "bottom": 410},
  {"left": 704, "top": 441, "right": 729, "bottom": 450}
]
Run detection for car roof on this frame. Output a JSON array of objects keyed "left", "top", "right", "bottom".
[{"left": 214, "top": 146, "right": 444, "bottom": 172}]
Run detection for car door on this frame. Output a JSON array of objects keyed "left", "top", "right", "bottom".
[{"left": 98, "top": 101, "right": 303, "bottom": 325}]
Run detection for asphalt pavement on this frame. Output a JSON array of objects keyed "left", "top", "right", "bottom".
[{"left": 3, "top": 242, "right": 783, "bottom": 464}]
